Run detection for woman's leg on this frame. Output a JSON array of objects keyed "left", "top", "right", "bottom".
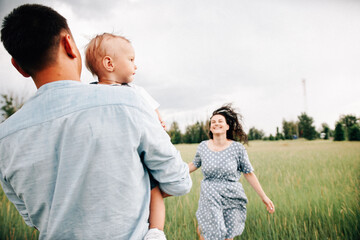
[{"left": 197, "top": 226, "right": 205, "bottom": 240}]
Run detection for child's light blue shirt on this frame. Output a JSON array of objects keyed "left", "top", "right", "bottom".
[{"left": 0, "top": 80, "right": 191, "bottom": 240}]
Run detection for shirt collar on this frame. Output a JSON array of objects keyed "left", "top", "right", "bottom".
[{"left": 37, "top": 80, "right": 83, "bottom": 94}]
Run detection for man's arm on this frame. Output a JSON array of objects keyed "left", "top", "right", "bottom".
[
  {"left": 136, "top": 107, "right": 192, "bottom": 196},
  {"left": 0, "top": 172, "right": 34, "bottom": 227}
]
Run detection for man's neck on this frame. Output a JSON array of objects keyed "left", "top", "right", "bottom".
[{"left": 33, "top": 65, "right": 81, "bottom": 89}]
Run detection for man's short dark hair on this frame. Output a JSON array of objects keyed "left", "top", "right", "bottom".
[{"left": 1, "top": 4, "right": 70, "bottom": 75}]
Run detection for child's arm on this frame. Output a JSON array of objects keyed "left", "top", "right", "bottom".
[
  {"left": 155, "top": 109, "right": 166, "bottom": 130},
  {"left": 188, "top": 162, "right": 198, "bottom": 173},
  {"left": 243, "top": 172, "right": 275, "bottom": 213}
]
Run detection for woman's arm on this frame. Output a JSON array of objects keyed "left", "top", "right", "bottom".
[
  {"left": 188, "top": 162, "right": 198, "bottom": 173},
  {"left": 243, "top": 172, "right": 275, "bottom": 213}
]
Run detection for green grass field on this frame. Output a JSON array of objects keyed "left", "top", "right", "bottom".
[{"left": 1, "top": 140, "right": 359, "bottom": 239}]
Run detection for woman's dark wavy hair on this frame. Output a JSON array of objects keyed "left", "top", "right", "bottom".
[{"left": 209, "top": 104, "right": 248, "bottom": 144}]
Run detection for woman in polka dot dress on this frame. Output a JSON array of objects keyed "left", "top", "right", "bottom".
[{"left": 188, "top": 104, "right": 275, "bottom": 240}]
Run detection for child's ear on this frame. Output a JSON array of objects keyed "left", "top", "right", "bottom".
[
  {"left": 102, "top": 56, "right": 114, "bottom": 72},
  {"left": 11, "top": 58, "right": 31, "bottom": 77}
]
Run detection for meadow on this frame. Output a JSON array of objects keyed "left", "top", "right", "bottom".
[{"left": 1, "top": 140, "right": 359, "bottom": 239}]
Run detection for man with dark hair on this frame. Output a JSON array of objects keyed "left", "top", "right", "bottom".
[
  {"left": 1, "top": 4, "right": 80, "bottom": 79},
  {"left": 0, "top": 4, "right": 191, "bottom": 240}
]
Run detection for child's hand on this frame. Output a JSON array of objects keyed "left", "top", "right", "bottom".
[
  {"left": 160, "top": 120, "right": 166, "bottom": 130},
  {"left": 161, "top": 191, "right": 172, "bottom": 198},
  {"left": 262, "top": 196, "right": 275, "bottom": 214},
  {"left": 155, "top": 110, "right": 166, "bottom": 130}
]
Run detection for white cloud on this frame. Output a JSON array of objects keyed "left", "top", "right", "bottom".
[{"left": 1, "top": 0, "right": 359, "bottom": 135}]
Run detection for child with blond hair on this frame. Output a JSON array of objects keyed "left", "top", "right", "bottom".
[{"left": 85, "top": 33, "right": 167, "bottom": 240}]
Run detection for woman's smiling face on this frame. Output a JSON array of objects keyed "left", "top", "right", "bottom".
[{"left": 210, "top": 114, "right": 230, "bottom": 136}]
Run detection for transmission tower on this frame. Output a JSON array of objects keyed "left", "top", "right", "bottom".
[{"left": 302, "top": 79, "right": 307, "bottom": 113}]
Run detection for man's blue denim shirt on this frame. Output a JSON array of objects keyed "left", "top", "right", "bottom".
[{"left": 0, "top": 80, "right": 192, "bottom": 240}]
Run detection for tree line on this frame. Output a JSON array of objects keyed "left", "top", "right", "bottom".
[
  {"left": 167, "top": 112, "right": 360, "bottom": 144},
  {"left": 1, "top": 94, "right": 359, "bottom": 143}
]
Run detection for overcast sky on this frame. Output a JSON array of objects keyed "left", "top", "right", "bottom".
[{"left": 1, "top": 0, "right": 359, "bottom": 134}]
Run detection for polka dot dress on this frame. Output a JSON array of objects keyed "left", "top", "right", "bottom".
[{"left": 193, "top": 140, "right": 254, "bottom": 240}]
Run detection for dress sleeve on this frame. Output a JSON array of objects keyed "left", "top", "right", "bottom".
[
  {"left": 238, "top": 144, "right": 254, "bottom": 173},
  {"left": 192, "top": 145, "right": 202, "bottom": 168}
]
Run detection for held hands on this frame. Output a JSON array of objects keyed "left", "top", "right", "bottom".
[{"left": 262, "top": 196, "right": 275, "bottom": 214}]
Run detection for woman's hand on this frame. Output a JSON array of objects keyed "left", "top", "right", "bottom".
[
  {"left": 262, "top": 196, "right": 275, "bottom": 214},
  {"left": 188, "top": 162, "right": 198, "bottom": 173},
  {"left": 243, "top": 172, "right": 275, "bottom": 214}
]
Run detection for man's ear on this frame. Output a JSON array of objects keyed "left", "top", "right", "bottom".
[
  {"left": 11, "top": 58, "right": 31, "bottom": 77},
  {"left": 102, "top": 56, "right": 114, "bottom": 72},
  {"left": 63, "top": 34, "right": 78, "bottom": 59}
]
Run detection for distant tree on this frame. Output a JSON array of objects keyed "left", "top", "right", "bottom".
[
  {"left": 340, "top": 114, "right": 358, "bottom": 128},
  {"left": 339, "top": 114, "right": 359, "bottom": 139},
  {"left": 0, "top": 94, "right": 25, "bottom": 122},
  {"left": 298, "top": 112, "right": 317, "bottom": 140},
  {"left": 275, "top": 127, "right": 284, "bottom": 140},
  {"left": 248, "top": 127, "right": 265, "bottom": 140},
  {"left": 348, "top": 125, "right": 360, "bottom": 141},
  {"left": 183, "top": 121, "right": 208, "bottom": 143},
  {"left": 203, "top": 120, "right": 210, "bottom": 136},
  {"left": 269, "top": 134, "right": 275, "bottom": 141},
  {"left": 183, "top": 125, "right": 195, "bottom": 143},
  {"left": 334, "top": 122, "right": 345, "bottom": 141},
  {"left": 199, "top": 121, "right": 209, "bottom": 142},
  {"left": 282, "top": 120, "right": 297, "bottom": 139},
  {"left": 321, "top": 123, "right": 331, "bottom": 140},
  {"left": 168, "top": 121, "right": 182, "bottom": 144}
]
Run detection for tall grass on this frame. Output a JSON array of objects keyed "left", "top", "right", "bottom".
[
  {"left": 165, "top": 140, "right": 360, "bottom": 239},
  {"left": 0, "top": 140, "right": 359, "bottom": 239},
  {"left": 0, "top": 191, "right": 39, "bottom": 240}
]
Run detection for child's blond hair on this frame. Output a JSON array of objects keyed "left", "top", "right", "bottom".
[{"left": 85, "top": 33, "right": 130, "bottom": 76}]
